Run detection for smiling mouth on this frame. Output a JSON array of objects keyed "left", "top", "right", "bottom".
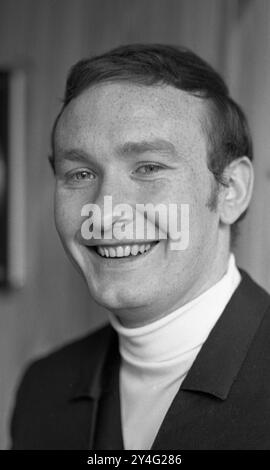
[{"left": 89, "top": 241, "right": 160, "bottom": 258}]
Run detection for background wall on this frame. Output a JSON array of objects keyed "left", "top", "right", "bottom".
[{"left": 0, "top": 0, "right": 269, "bottom": 449}]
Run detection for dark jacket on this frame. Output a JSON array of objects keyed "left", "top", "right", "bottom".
[{"left": 10, "top": 270, "right": 270, "bottom": 449}]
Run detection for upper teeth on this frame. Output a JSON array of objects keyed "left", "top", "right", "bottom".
[{"left": 96, "top": 243, "right": 153, "bottom": 258}]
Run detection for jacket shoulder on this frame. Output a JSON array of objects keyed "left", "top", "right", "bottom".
[
  {"left": 10, "top": 323, "right": 113, "bottom": 447},
  {"left": 18, "top": 322, "right": 112, "bottom": 386}
]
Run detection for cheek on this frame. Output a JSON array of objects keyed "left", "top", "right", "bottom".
[
  {"left": 171, "top": 176, "right": 216, "bottom": 244},
  {"left": 54, "top": 189, "right": 84, "bottom": 240}
]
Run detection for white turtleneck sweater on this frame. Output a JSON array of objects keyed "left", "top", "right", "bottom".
[{"left": 108, "top": 254, "right": 241, "bottom": 450}]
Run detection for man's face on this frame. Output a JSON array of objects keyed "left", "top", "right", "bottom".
[{"left": 54, "top": 82, "right": 224, "bottom": 327}]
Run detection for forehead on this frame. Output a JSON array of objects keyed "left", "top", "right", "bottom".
[{"left": 55, "top": 82, "right": 208, "bottom": 158}]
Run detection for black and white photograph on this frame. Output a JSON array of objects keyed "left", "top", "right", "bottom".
[{"left": 0, "top": 0, "right": 270, "bottom": 459}]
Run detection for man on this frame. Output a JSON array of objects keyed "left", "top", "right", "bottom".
[{"left": 11, "top": 44, "right": 270, "bottom": 450}]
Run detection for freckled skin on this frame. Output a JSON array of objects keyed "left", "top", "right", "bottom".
[{"left": 54, "top": 83, "right": 230, "bottom": 327}]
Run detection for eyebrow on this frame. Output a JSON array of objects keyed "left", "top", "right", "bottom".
[
  {"left": 116, "top": 139, "right": 177, "bottom": 158},
  {"left": 54, "top": 149, "right": 92, "bottom": 164}
]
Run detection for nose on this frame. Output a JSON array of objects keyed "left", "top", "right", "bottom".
[
  {"left": 101, "top": 196, "right": 134, "bottom": 240},
  {"left": 86, "top": 172, "right": 135, "bottom": 241}
]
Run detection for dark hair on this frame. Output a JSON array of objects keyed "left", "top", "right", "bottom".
[{"left": 50, "top": 43, "right": 253, "bottom": 240}]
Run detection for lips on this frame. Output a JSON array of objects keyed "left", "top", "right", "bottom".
[{"left": 92, "top": 241, "right": 159, "bottom": 258}]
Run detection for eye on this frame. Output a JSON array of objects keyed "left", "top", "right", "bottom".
[
  {"left": 135, "top": 164, "right": 164, "bottom": 175},
  {"left": 66, "top": 169, "right": 96, "bottom": 183}
]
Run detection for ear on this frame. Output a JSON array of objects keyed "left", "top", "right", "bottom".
[{"left": 219, "top": 156, "right": 254, "bottom": 225}]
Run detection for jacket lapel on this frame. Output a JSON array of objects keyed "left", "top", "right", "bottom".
[
  {"left": 151, "top": 270, "right": 270, "bottom": 449},
  {"left": 93, "top": 330, "right": 124, "bottom": 450},
  {"left": 68, "top": 325, "right": 122, "bottom": 450}
]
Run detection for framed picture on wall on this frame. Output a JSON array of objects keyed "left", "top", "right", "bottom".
[{"left": 0, "top": 69, "right": 26, "bottom": 288}]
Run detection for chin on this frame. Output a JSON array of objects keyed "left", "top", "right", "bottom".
[{"left": 85, "top": 279, "right": 149, "bottom": 312}]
